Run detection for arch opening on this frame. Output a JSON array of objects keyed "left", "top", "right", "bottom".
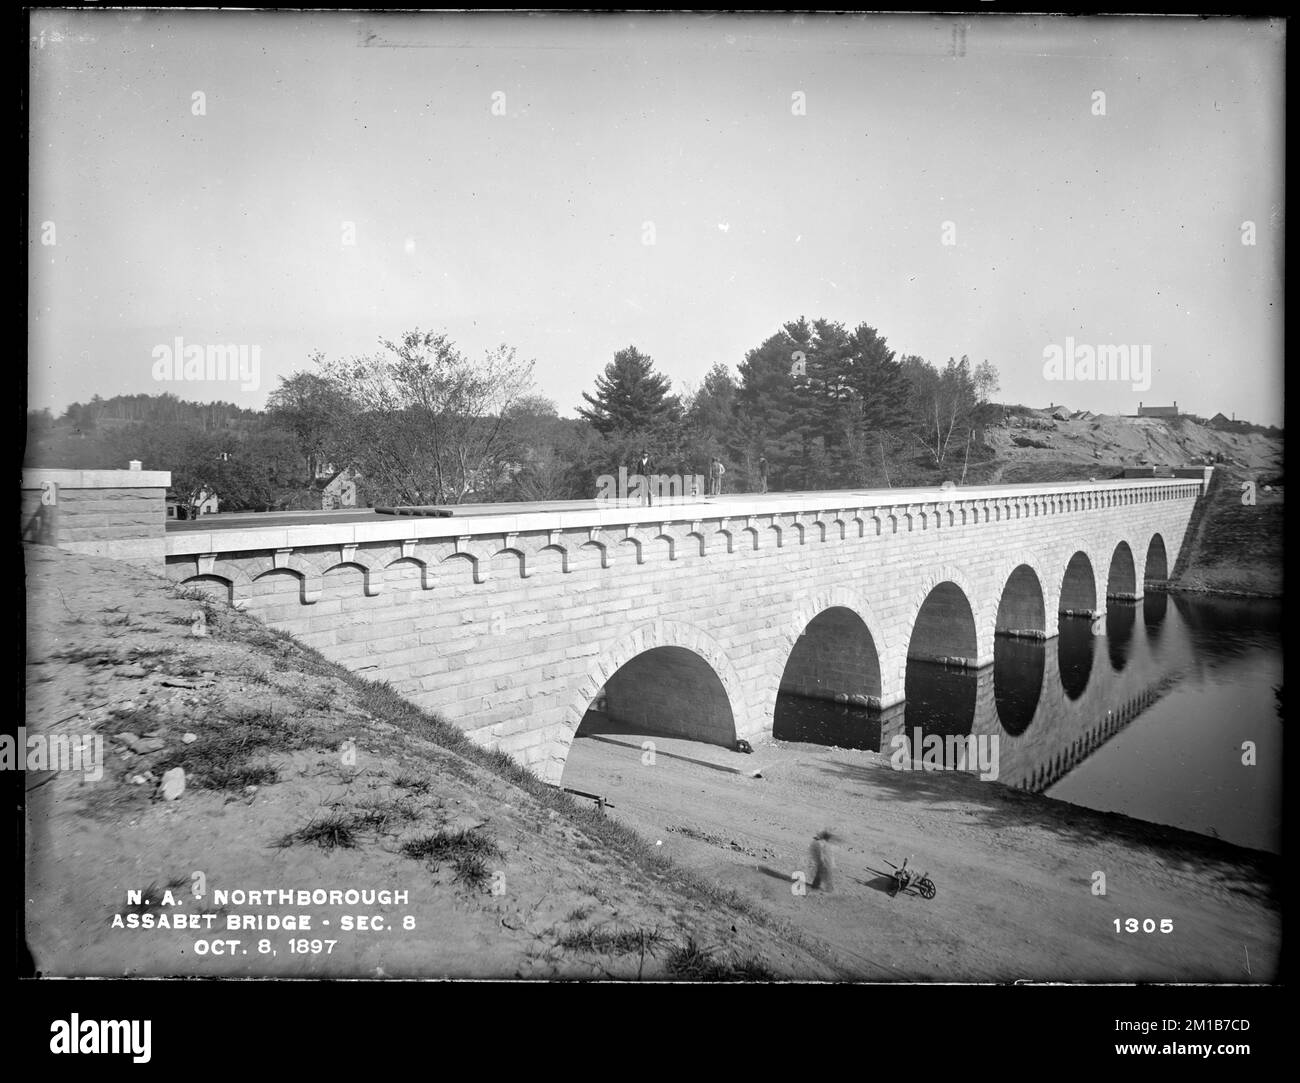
[
  {"left": 1059, "top": 551, "right": 1097, "bottom": 620},
  {"left": 574, "top": 646, "right": 736, "bottom": 749},
  {"left": 1144, "top": 534, "right": 1169, "bottom": 587},
  {"left": 995, "top": 564, "right": 1047, "bottom": 638},
  {"left": 902, "top": 583, "right": 980, "bottom": 742},
  {"left": 907, "top": 582, "right": 977, "bottom": 666},
  {"left": 1106, "top": 541, "right": 1139, "bottom": 600},
  {"left": 774, "top": 607, "right": 882, "bottom": 749}
]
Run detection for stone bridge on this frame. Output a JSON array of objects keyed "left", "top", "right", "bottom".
[{"left": 160, "top": 475, "right": 1210, "bottom": 784}]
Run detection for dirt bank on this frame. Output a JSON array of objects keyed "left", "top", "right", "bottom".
[
  {"left": 21, "top": 544, "right": 835, "bottom": 980},
  {"left": 562, "top": 730, "right": 1280, "bottom": 982}
]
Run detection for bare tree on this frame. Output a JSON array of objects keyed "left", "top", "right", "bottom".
[
  {"left": 320, "top": 329, "right": 535, "bottom": 505},
  {"left": 905, "top": 355, "right": 999, "bottom": 468}
]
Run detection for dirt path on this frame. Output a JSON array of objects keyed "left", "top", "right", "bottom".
[{"left": 562, "top": 732, "right": 1280, "bottom": 982}]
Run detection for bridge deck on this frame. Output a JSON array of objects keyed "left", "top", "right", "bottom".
[{"left": 165, "top": 476, "right": 1206, "bottom": 556}]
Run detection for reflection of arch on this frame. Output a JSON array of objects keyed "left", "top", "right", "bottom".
[
  {"left": 1106, "top": 541, "right": 1138, "bottom": 598},
  {"left": 1106, "top": 603, "right": 1136, "bottom": 672},
  {"left": 994, "top": 636, "right": 1044, "bottom": 736},
  {"left": 1057, "top": 615, "right": 1094, "bottom": 700},
  {"left": 1059, "top": 551, "right": 1097, "bottom": 614},
  {"left": 995, "top": 564, "right": 1047, "bottom": 635},
  {"left": 1143, "top": 591, "right": 1168, "bottom": 632}
]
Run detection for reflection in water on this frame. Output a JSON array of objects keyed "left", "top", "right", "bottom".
[
  {"left": 1057, "top": 617, "right": 1094, "bottom": 699},
  {"left": 1106, "top": 602, "right": 1137, "bottom": 671},
  {"left": 773, "top": 694, "right": 881, "bottom": 750},
  {"left": 993, "top": 637, "right": 1044, "bottom": 736},
  {"left": 772, "top": 595, "right": 1281, "bottom": 853},
  {"left": 904, "top": 660, "right": 977, "bottom": 738},
  {"left": 1143, "top": 591, "right": 1167, "bottom": 635}
]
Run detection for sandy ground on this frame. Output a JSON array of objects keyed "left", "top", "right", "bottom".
[{"left": 562, "top": 729, "right": 1281, "bottom": 982}]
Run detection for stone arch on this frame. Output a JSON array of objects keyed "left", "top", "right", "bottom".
[
  {"left": 1144, "top": 533, "right": 1169, "bottom": 585},
  {"left": 489, "top": 547, "right": 529, "bottom": 579},
  {"left": 439, "top": 550, "right": 486, "bottom": 584},
  {"left": 321, "top": 559, "right": 384, "bottom": 597},
  {"left": 904, "top": 566, "right": 987, "bottom": 667},
  {"left": 995, "top": 562, "right": 1048, "bottom": 636},
  {"left": 1106, "top": 540, "right": 1138, "bottom": 599},
  {"left": 384, "top": 554, "right": 434, "bottom": 590},
  {"left": 576, "top": 538, "right": 611, "bottom": 569},
  {"left": 775, "top": 587, "right": 889, "bottom": 712},
  {"left": 1059, "top": 549, "right": 1097, "bottom": 615},
  {"left": 552, "top": 620, "right": 747, "bottom": 783},
  {"left": 252, "top": 562, "right": 321, "bottom": 605},
  {"left": 178, "top": 573, "right": 235, "bottom": 605}
]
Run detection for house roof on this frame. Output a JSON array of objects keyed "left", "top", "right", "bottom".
[{"left": 313, "top": 467, "right": 356, "bottom": 492}]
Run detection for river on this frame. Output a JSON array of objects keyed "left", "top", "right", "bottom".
[{"left": 774, "top": 593, "right": 1282, "bottom": 854}]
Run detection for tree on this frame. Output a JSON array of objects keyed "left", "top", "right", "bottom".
[
  {"left": 577, "top": 346, "right": 678, "bottom": 435},
  {"left": 904, "top": 355, "right": 1000, "bottom": 468},
  {"left": 318, "top": 329, "right": 535, "bottom": 505},
  {"left": 266, "top": 366, "right": 349, "bottom": 480}
]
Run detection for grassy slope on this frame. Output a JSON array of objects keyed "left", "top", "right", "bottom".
[
  {"left": 23, "top": 544, "right": 839, "bottom": 980},
  {"left": 1170, "top": 465, "right": 1283, "bottom": 596}
]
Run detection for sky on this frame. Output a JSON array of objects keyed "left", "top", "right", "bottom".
[{"left": 28, "top": 12, "right": 1285, "bottom": 425}]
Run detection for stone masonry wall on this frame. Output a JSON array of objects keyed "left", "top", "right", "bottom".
[{"left": 165, "top": 480, "right": 1204, "bottom": 783}]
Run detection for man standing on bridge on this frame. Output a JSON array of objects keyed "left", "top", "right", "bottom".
[
  {"left": 757, "top": 456, "right": 768, "bottom": 494},
  {"left": 636, "top": 450, "right": 652, "bottom": 506},
  {"left": 709, "top": 457, "right": 726, "bottom": 496}
]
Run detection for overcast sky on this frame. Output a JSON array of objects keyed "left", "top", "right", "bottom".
[{"left": 28, "top": 11, "right": 1284, "bottom": 425}]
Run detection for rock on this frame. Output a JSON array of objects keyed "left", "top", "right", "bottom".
[
  {"left": 244, "top": 785, "right": 258, "bottom": 794},
  {"left": 159, "top": 767, "right": 186, "bottom": 801},
  {"left": 116, "top": 664, "right": 148, "bottom": 678},
  {"left": 116, "top": 732, "right": 166, "bottom": 755},
  {"left": 129, "top": 774, "right": 150, "bottom": 786},
  {"left": 182, "top": 732, "right": 198, "bottom": 744}
]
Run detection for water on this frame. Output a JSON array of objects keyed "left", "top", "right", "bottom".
[{"left": 774, "top": 594, "right": 1282, "bottom": 853}]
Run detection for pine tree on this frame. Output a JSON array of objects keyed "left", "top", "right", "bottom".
[{"left": 577, "top": 346, "right": 677, "bottom": 435}]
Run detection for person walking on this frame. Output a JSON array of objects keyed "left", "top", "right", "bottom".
[
  {"left": 809, "top": 829, "right": 835, "bottom": 893},
  {"left": 709, "top": 456, "right": 726, "bottom": 496},
  {"left": 757, "top": 456, "right": 768, "bottom": 494}
]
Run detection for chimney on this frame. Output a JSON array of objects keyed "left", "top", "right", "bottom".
[{"left": 128, "top": 460, "right": 142, "bottom": 471}]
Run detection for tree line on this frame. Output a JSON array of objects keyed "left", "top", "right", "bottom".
[{"left": 27, "top": 317, "right": 1001, "bottom": 514}]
